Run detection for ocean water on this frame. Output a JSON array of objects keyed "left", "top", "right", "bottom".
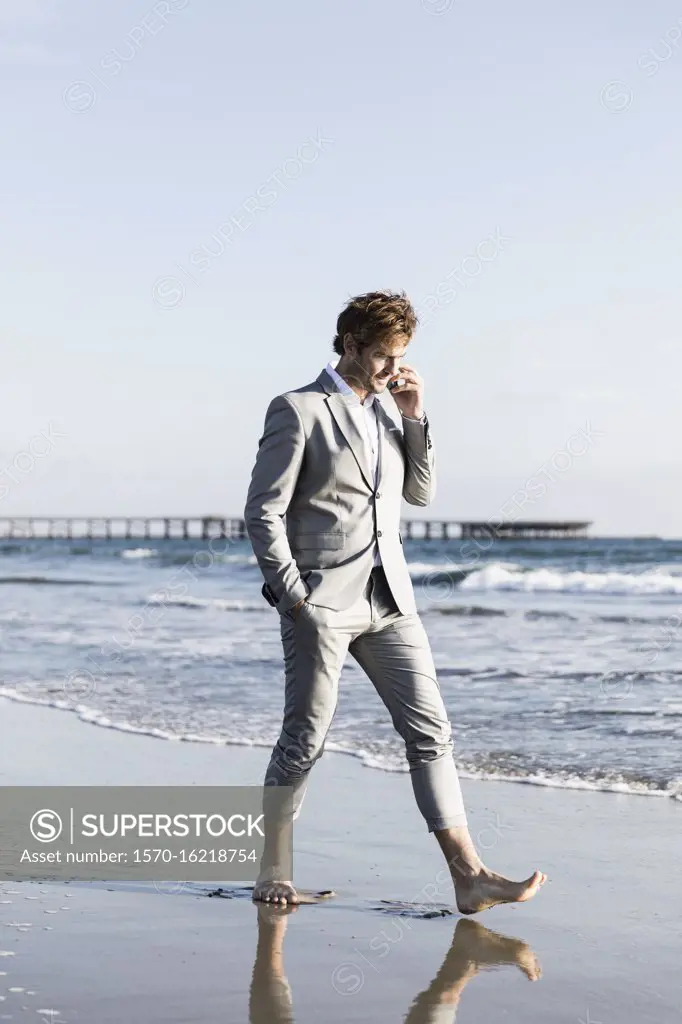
[{"left": 1, "top": 536, "right": 681, "bottom": 802}]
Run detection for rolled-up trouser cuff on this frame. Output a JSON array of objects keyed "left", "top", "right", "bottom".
[{"left": 427, "top": 812, "right": 469, "bottom": 833}]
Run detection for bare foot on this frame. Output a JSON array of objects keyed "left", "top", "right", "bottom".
[
  {"left": 252, "top": 879, "right": 300, "bottom": 905},
  {"left": 454, "top": 867, "right": 547, "bottom": 915}
]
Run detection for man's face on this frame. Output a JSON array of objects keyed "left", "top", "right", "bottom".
[{"left": 350, "top": 337, "right": 409, "bottom": 393}]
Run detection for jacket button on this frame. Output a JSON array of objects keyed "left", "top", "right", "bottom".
[
  {"left": 375, "top": 491, "right": 382, "bottom": 499},
  {"left": 377, "top": 530, "right": 383, "bottom": 537}
]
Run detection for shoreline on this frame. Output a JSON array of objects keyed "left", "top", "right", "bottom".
[
  {"left": 1, "top": 692, "right": 681, "bottom": 903},
  {"left": 1, "top": 690, "right": 679, "bottom": 803}
]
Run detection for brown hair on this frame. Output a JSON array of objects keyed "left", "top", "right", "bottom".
[{"left": 332, "top": 290, "right": 418, "bottom": 355}]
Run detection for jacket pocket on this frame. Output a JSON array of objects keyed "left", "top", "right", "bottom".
[{"left": 294, "top": 532, "right": 346, "bottom": 550}]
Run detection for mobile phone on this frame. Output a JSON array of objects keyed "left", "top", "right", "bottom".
[{"left": 387, "top": 377, "right": 403, "bottom": 391}]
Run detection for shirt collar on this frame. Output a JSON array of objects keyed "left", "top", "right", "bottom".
[{"left": 325, "top": 360, "right": 376, "bottom": 407}]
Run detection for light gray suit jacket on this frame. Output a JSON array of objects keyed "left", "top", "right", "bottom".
[{"left": 243, "top": 367, "right": 436, "bottom": 615}]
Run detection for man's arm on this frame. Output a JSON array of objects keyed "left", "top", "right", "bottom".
[
  {"left": 401, "top": 411, "right": 436, "bottom": 506},
  {"left": 243, "top": 394, "right": 310, "bottom": 614},
  {"left": 387, "top": 362, "right": 436, "bottom": 506}
]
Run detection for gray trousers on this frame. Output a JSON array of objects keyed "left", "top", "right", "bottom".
[{"left": 265, "top": 565, "right": 468, "bottom": 832}]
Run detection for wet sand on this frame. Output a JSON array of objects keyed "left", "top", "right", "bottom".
[{"left": 0, "top": 697, "right": 680, "bottom": 1022}]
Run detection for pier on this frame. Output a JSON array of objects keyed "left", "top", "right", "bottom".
[
  {"left": 456, "top": 520, "right": 591, "bottom": 540},
  {"left": 0, "top": 517, "right": 245, "bottom": 541},
  {"left": 0, "top": 518, "right": 591, "bottom": 541}
]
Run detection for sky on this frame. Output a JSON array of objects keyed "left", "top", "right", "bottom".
[{"left": 1, "top": 0, "right": 681, "bottom": 536}]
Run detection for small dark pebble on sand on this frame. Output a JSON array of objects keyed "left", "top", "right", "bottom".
[{"left": 207, "top": 887, "right": 233, "bottom": 899}]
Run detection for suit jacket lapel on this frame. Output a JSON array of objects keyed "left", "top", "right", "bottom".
[
  {"left": 316, "top": 367, "right": 388, "bottom": 493},
  {"left": 326, "top": 391, "right": 375, "bottom": 491},
  {"left": 374, "top": 398, "right": 391, "bottom": 494}
]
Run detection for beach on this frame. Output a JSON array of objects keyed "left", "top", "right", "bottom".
[{"left": 1, "top": 696, "right": 679, "bottom": 1022}]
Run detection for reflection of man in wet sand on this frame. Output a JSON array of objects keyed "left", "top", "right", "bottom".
[
  {"left": 245, "top": 290, "right": 547, "bottom": 912},
  {"left": 249, "top": 904, "right": 541, "bottom": 1024},
  {"left": 403, "top": 918, "right": 541, "bottom": 1024}
]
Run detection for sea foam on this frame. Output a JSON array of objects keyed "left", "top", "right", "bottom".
[{"left": 460, "top": 563, "right": 682, "bottom": 595}]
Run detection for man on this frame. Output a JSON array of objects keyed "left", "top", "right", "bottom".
[{"left": 244, "top": 290, "right": 546, "bottom": 913}]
